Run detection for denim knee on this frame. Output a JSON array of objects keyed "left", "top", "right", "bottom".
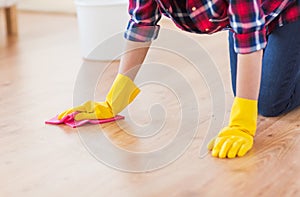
[
  {"left": 258, "top": 96, "right": 289, "bottom": 117},
  {"left": 258, "top": 91, "right": 282, "bottom": 117},
  {"left": 258, "top": 103, "right": 282, "bottom": 117}
]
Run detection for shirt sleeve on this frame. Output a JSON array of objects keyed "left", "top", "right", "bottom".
[
  {"left": 124, "top": 0, "right": 162, "bottom": 42},
  {"left": 228, "top": 0, "right": 267, "bottom": 54}
]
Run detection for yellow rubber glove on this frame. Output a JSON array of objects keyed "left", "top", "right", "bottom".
[
  {"left": 58, "top": 74, "right": 140, "bottom": 121},
  {"left": 207, "top": 97, "right": 258, "bottom": 158}
]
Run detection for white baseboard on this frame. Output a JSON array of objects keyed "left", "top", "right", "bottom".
[{"left": 18, "top": 0, "right": 76, "bottom": 13}]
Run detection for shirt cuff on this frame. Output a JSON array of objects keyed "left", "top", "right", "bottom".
[
  {"left": 233, "top": 28, "right": 267, "bottom": 54},
  {"left": 124, "top": 23, "right": 160, "bottom": 42}
]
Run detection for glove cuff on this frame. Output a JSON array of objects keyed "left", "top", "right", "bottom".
[
  {"left": 106, "top": 73, "right": 140, "bottom": 115},
  {"left": 228, "top": 97, "right": 258, "bottom": 136}
]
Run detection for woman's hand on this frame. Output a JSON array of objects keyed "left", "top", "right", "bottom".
[
  {"left": 207, "top": 97, "right": 258, "bottom": 159},
  {"left": 58, "top": 74, "right": 140, "bottom": 121},
  {"left": 58, "top": 101, "right": 113, "bottom": 121},
  {"left": 208, "top": 127, "right": 254, "bottom": 158}
]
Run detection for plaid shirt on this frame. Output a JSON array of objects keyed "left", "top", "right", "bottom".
[{"left": 124, "top": 0, "right": 300, "bottom": 54}]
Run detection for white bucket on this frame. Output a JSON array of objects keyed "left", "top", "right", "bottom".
[{"left": 75, "top": 0, "right": 129, "bottom": 60}]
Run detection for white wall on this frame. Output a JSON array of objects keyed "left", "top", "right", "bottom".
[{"left": 18, "top": 0, "right": 76, "bottom": 13}]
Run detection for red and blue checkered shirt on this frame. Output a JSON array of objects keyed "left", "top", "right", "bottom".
[{"left": 124, "top": 0, "right": 300, "bottom": 54}]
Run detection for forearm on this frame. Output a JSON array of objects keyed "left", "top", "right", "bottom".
[
  {"left": 236, "top": 50, "right": 263, "bottom": 100},
  {"left": 208, "top": 50, "right": 263, "bottom": 158},
  {"left": 119, "top": 40, "right": 152, "bottom": 81}
]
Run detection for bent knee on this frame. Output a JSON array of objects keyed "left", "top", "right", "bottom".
[
  {"left": 258, "top": 99, "right": 289, "bottom": 117},
  {"left": 258, "top": 105, "right": 283, "bottom": 117}
]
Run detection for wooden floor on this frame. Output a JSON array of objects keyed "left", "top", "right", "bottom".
[{"left": 1, "top": 11, "right": 300, "bottom": 197}]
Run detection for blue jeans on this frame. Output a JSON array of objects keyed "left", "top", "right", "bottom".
[{"left": 229, "top": 19, "right": 300, "bottom": 117}]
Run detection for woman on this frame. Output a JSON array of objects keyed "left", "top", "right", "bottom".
[{"left": 58, "top": 0, "right": 300, "bottom": 159}]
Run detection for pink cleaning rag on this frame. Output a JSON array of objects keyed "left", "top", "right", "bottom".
[{"left": 45, "top": 112, "right": 124, "bottom": 128}]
